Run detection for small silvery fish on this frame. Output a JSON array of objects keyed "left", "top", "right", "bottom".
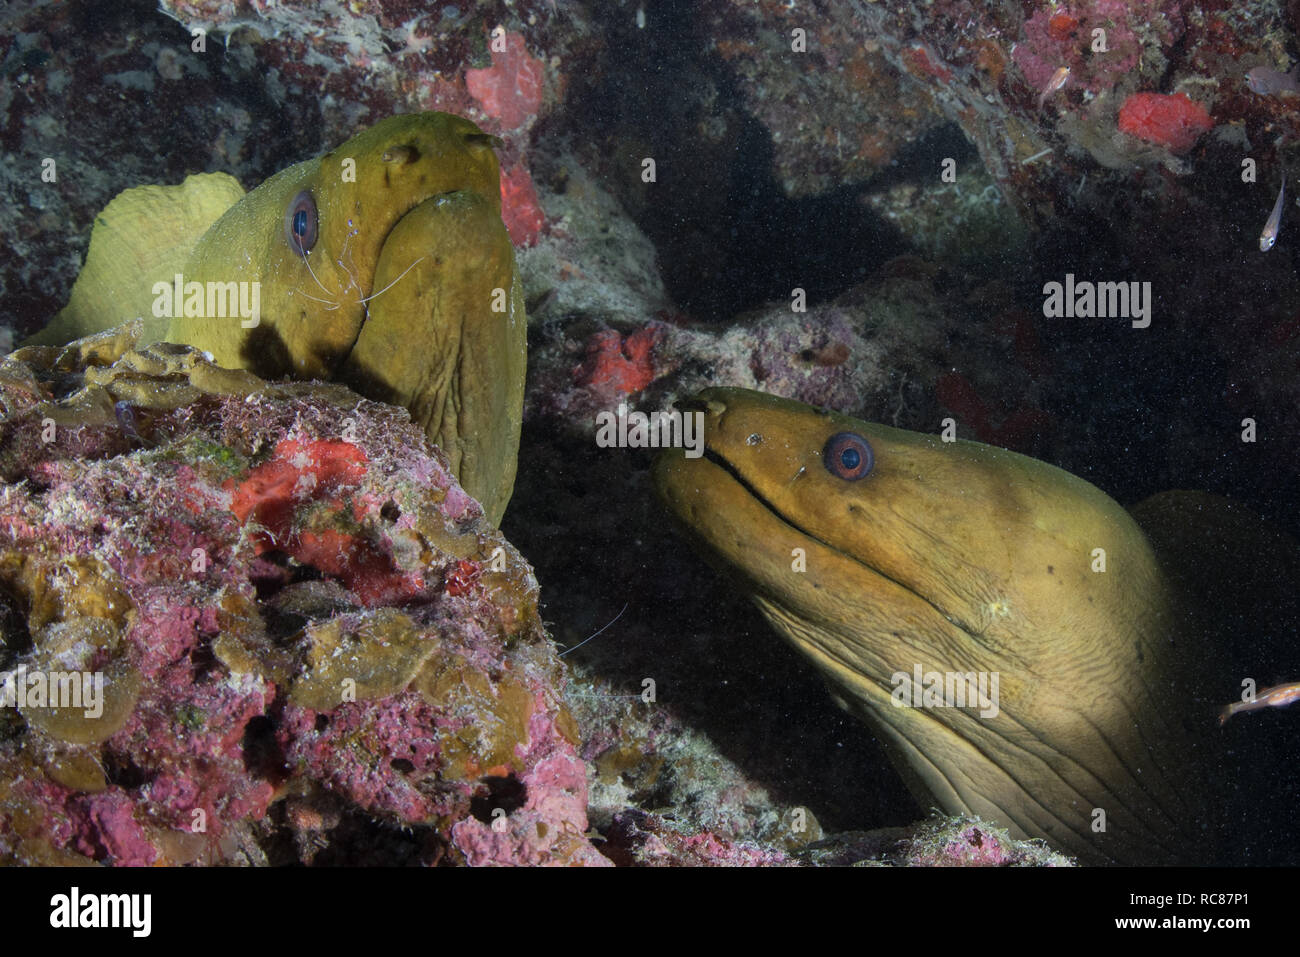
[
  {"left": 1219, "top": 679, "right": 1300, "bottom": 726},
  {"left": 1260, "top": 172, "right": 1286, "bottom": 251},
  {"left": 1037, "top": 66, "right": 1070, "bottom": 111},
  {"left": 1246, "top": 65, "right": 1300, "bottom": 96}
]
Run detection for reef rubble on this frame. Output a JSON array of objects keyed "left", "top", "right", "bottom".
[{"left": 0, "top": 324, "right": 598, "bottom": 865}]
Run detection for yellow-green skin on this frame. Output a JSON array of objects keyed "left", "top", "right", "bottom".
[
  {"left": 27, "top": 113, "right": 526, "bottom": 526},
  {"left": 653, "top": 388, "right": 1221, "bottom": 865}
]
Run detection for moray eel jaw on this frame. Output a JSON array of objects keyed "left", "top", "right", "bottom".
[
  {"left": 337, "top": 189, "right": 526, "bottom": 527},
  {"left": 653, "top": 387, "right": 1217, "bottom": 864}
]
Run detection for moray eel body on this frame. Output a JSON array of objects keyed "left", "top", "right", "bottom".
[
  {"left": 25, "top": 113, "right": 526, "bottom": 525},
  {"left": 653, "top": 387, "right": 1232, "bottom": 865}
]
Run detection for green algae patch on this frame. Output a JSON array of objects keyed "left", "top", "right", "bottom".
[
  {"left": 39, "top": 744, "right": 109, "bottom": 793},
  {"left": 0, "top": 553, "right": 133, "bottom": 633},
  {"left": 174, "top": 703, "right": 207, "bottom": 732},
  {"left": 181, "top": 437, "right": 247, "bottom": 477},
  {"left": 0, "top": 554, "right": 141, "bottom": 747},
  {"left": 414, "top": 652, "right": 536, "bottom": 777},
  {"left": 23, "top": 617, "right": 141, "bottom": 746},
  {"left": 290, "top": 609, "right": 436, "bottom": 711}
]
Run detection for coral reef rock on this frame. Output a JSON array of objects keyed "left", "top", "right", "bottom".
[{"left": 0, "top": 323, "right": 603, "bottom": 866}]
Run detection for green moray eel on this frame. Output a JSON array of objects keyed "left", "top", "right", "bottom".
[
  {"left": 653, "top": 387, "right": 1246, "bottom": 865},
  {"left": 25, "top": 112, "right": 526, "bottom": 525}
]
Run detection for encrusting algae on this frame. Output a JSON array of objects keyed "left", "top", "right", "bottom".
[{"left": 0, "top": 327, "right": 602, "bottom": 866}]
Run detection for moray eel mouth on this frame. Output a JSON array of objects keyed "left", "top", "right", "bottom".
[
  {"left": 323, "top": 187, "right": 489, "bottom": 337},
  {"left": 334, "top": 184, "right": 525, "bottom": 526},
  {"left": 653, "top": 387, "right": 1215, "bottom": 864}
]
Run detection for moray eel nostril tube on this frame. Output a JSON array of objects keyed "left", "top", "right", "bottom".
[
  {"left": 652, "top": 386, "right": 1258, "bottom": 865},
  {"left": 23, "top": 112, "right": 526, "bottom": 526}
]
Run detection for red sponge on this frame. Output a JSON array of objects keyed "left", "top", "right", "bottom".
[{"left": 1117, "top": 92, "right": 1214, "bottom": 153}]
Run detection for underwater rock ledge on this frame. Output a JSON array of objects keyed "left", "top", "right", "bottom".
[{"left": 0, "top": 323, "right": 602, "bottom": 866}]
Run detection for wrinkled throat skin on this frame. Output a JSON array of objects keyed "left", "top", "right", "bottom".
[{"left": 653, "top": 387, "right": 1219, "bottom": 865}]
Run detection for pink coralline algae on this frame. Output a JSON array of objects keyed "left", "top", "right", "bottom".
[
  {"left": 1117, "top": 92, "right": 1215, "bottom": 153},
  {"left": 0, "top": 331, "right": 595, "bottom": 866},
  {"left": 602, "top": 809, "right": 791, "bottom": 866},
  {"left": 451, "top": 752, "right": 609, "bottom": 867},
  {"left": 62, "top": 789, "right": 158, "bottom": 867},
  {"left": 278, "top": 693, "right": 450, "bottom": 825},
  {"left": 903, "top": 816, "right": 1070, "bottom": 867},
  {"left": 467, "top": 32, "right": 545, "bottom": 131},
  {"left": 1013, "top": 0, "right": 1186, "bottom": 98}
]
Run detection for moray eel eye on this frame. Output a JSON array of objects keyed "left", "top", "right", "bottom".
[
  {"left": 285, "top": 190, "right": 318, "bottom": 257},
  {"left": 823, "top": 431, "right": 874, "bottom": 481}
]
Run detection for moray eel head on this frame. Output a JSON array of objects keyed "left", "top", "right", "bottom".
[
  {"left": 653, "top": 387, "right": 1216, "bottom": 864},
  {"left": 181, "top": 113, "right": 525, "bottom": 526},
  {"left": 28, "top": 112, "right": 525, "bottom": 525},
  {"left": 173, "top": 112, "right": 509, "bottom": 380}
]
